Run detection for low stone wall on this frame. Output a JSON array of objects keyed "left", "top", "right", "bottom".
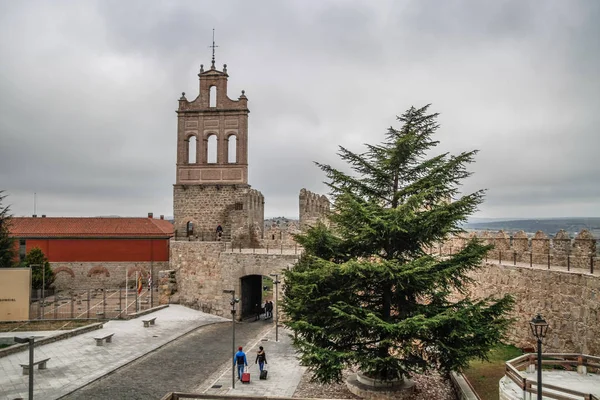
[
  {"left": 465, "top": 262, "right": 600, "bottom": 355},
  {"left": 0, "top": 322, "right": 104, "bottom": 358},
  {"left": 51, "top": 261, "right": 169, "bottom": 290},
  {"left": 125, "top": 304, "right": 169, "bottom": 320}
]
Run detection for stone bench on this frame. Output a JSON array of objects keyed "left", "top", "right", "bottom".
[
  {"left": 93, "top": 332, "right": 114, "bottom": 346},
  {"left": 142, "top": 317, "right": 156, "bottom": 327},
  {"left": 20, "top": 358, "right": 50, "bottom": 375}
]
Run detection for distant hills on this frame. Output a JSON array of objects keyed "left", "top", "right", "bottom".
[{"left": 464, "top": 218, "right": 600, "bottom": 237}]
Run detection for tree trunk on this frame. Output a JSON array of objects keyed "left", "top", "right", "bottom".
[{"left": 378, "top": 283, "right": 392, "bottom": 380}]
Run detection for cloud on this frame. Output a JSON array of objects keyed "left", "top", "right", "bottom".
[{"left": 0, "top": 0, "right": 598, "bottom": 219}]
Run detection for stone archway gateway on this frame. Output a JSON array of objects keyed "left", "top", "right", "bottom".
[{"left": 167, "top": 242, "right": 299, "bottom": 320}]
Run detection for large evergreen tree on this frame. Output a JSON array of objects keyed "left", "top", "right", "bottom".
[
  {"left": 0, "top": 191, "right": 17, "bottom": 268},
  {"left": 24, "top": 248, "right": 55, "bottom": 290},
  {"left": 282, "top": 105, "right": 514, "bottom": 384}
]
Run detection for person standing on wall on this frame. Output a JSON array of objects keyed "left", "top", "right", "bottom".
[{"left": 234, "top": 346, "right": 248, "bottom": 380}]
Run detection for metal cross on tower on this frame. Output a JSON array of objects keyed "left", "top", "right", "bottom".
[{"left": 209, "top": 28, "right": 219, "bottom": 69}]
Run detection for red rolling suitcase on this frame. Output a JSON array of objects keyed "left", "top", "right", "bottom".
[{"left": 241, "top": 367, "right": 251, "bottom": 384}]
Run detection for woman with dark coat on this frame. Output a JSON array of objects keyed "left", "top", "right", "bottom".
[{"left": 255, "top": 346, "right": 267, "bottom": 373}]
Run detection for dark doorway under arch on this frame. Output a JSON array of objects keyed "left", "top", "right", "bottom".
[{"left": 241, "top": 274, "right": 262, "bottom": 319}]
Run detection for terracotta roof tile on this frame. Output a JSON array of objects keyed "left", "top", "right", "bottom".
[{"left": 8, "top": 217, "right": 174, "bottom": 238}]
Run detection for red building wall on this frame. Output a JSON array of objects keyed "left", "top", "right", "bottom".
[{"left": 25, "top": 238, "right": 170, "bottom": 262}]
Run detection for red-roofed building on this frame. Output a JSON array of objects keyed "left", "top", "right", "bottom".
[{"left": 9, "top": 214, "right": 173, "bottom": 289}]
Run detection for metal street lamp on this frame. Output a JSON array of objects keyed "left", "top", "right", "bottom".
[
  {"left": 223, "top": 289, "right": 239, "bottom": 389},
  {"left": 530, "top": 313, "right": 549, "bottom": 400},
  {"left": 14, "top": 336, "right": 35, "bottom": 399},
  {"left": 269, "top": 273, "right": 281, "bottom": 342}
]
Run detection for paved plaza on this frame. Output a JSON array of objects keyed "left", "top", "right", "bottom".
[{"left": 0, "top": 305, "right": 228, "bottom": 400}]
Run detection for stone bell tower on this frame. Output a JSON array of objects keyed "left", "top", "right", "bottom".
[
  {"left": 175, "top": 62, "right": 249, "bottom": 185},
  {"left": 173, "top": 53, "right": 264, "bottom": 243}
]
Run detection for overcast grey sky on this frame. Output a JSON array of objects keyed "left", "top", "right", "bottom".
[{"left": 1, "top": 0, "right": 598, "bottom": 219}]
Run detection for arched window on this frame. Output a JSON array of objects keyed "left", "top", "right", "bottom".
[
  {"left": 207, "top": 134, "right": 217, "bottom": 164},
  {"left": 188, "top": 136, "right": 197, "bottom": 164},
  {"left": 228, "top": 135, "right": 237, "bottom": 163},
  {"left": 186, "top": 221, "right": 194, "bottom": 237},
  {"left": 209, "top": 86, "right": 217, "bottom": 107}
]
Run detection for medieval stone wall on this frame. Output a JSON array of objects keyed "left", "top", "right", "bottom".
[
  {"left": 168, "top": 241, "right": 297, "bottom": 319},
  {"left": 262, "top": 220, "right": 301, "bottom": 248},
  {"left": 173, "top": 184, "right": 264, "bottom": 245},
  {"left": 434, "top": 229, "right": 599, "bottom": 354},
  {"left": 299, "top": 188, "right": 330, "bottom": 231},
  {"left": 51, "top": 261, "right": 167, "bottom": 290},
  {"left": 431, "top": 229, "right": 598, "bottom": 270},
  {"left": 464, "top": 262, "right": 600, "bottom": 355}
]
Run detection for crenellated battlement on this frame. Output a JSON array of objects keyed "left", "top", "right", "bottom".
[
  {"left": 429, "top": 229, "right": 598, "bottom": 270},
  {"left": 299, "top": 188, "right": 331, "bottom": 231}
]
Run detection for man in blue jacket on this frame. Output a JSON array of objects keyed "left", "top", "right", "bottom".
[{"left": 234, "top": 346, "right": 248, "bottom": 380}]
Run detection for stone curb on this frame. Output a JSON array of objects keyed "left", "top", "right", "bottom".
[
  {"left": 162, "top": 394, "right": 333, "bottom": 400},
  {"left": 450, "top": 371, "right": 481, "bottom": 400},
  {"left": 123, "top": 304, "right": 170, "bottom": 319},
  {"left": 0, "top": 322, "right": 104, "bottom": 359}
]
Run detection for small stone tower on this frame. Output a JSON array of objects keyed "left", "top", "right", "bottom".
[
  {"left": 299, "top": 188, "right": 331, "bottom": 231},
  {"left": 173, "top": 60, "right": 264, "bottom": 243}
]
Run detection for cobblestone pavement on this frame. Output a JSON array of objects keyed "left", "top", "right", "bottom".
[
  {"left": 200, "top": 327, "right": 306, "bottom": 398},
  {"left": 0, "top": 305, "right": 228, "bottom": 400},
  {"left": 63, "top": 319, "right": 271, "bottom": 400}
]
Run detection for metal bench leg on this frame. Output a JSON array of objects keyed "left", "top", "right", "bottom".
[{"left": 39, "top": 361, "right": 47, "bottom": 370}]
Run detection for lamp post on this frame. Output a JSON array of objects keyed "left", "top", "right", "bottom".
[
  {"left": 269, "top": 273, "right": 281, "bottom": 342},
  {"left": 223, "top": 289, "right": 239, "bottom": 389},
  {"left": 29, "top": 264, "right": 44, "bottom": 319},
  {"left": 530, "top": 314, "right": 549, "bottom": 400},
  {"left": 14, "top": 336, "right": 34, "bottom": 399}
]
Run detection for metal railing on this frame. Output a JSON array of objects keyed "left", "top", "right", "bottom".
[
  {"left": 223, "top": 241, "right": 303, "bottom": 255},
  {"left": 28, "top": 287, "right": 158, "bottom": 320},
  {"left": 429, "top": 246, "right": 599, "bottom": 275},
  {"left": 504, "top": 353, "right": 600, "bottom": 400}
]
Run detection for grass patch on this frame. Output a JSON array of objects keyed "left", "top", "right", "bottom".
[
  {"left": 0, "top": 343, "right": 12, "bottom": 349},
  {"left": 262, "top": 276, "right": 274, "bottom": 301},
  {"left": 463, "top": 344, "right": 523, "bottom": 400}
]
